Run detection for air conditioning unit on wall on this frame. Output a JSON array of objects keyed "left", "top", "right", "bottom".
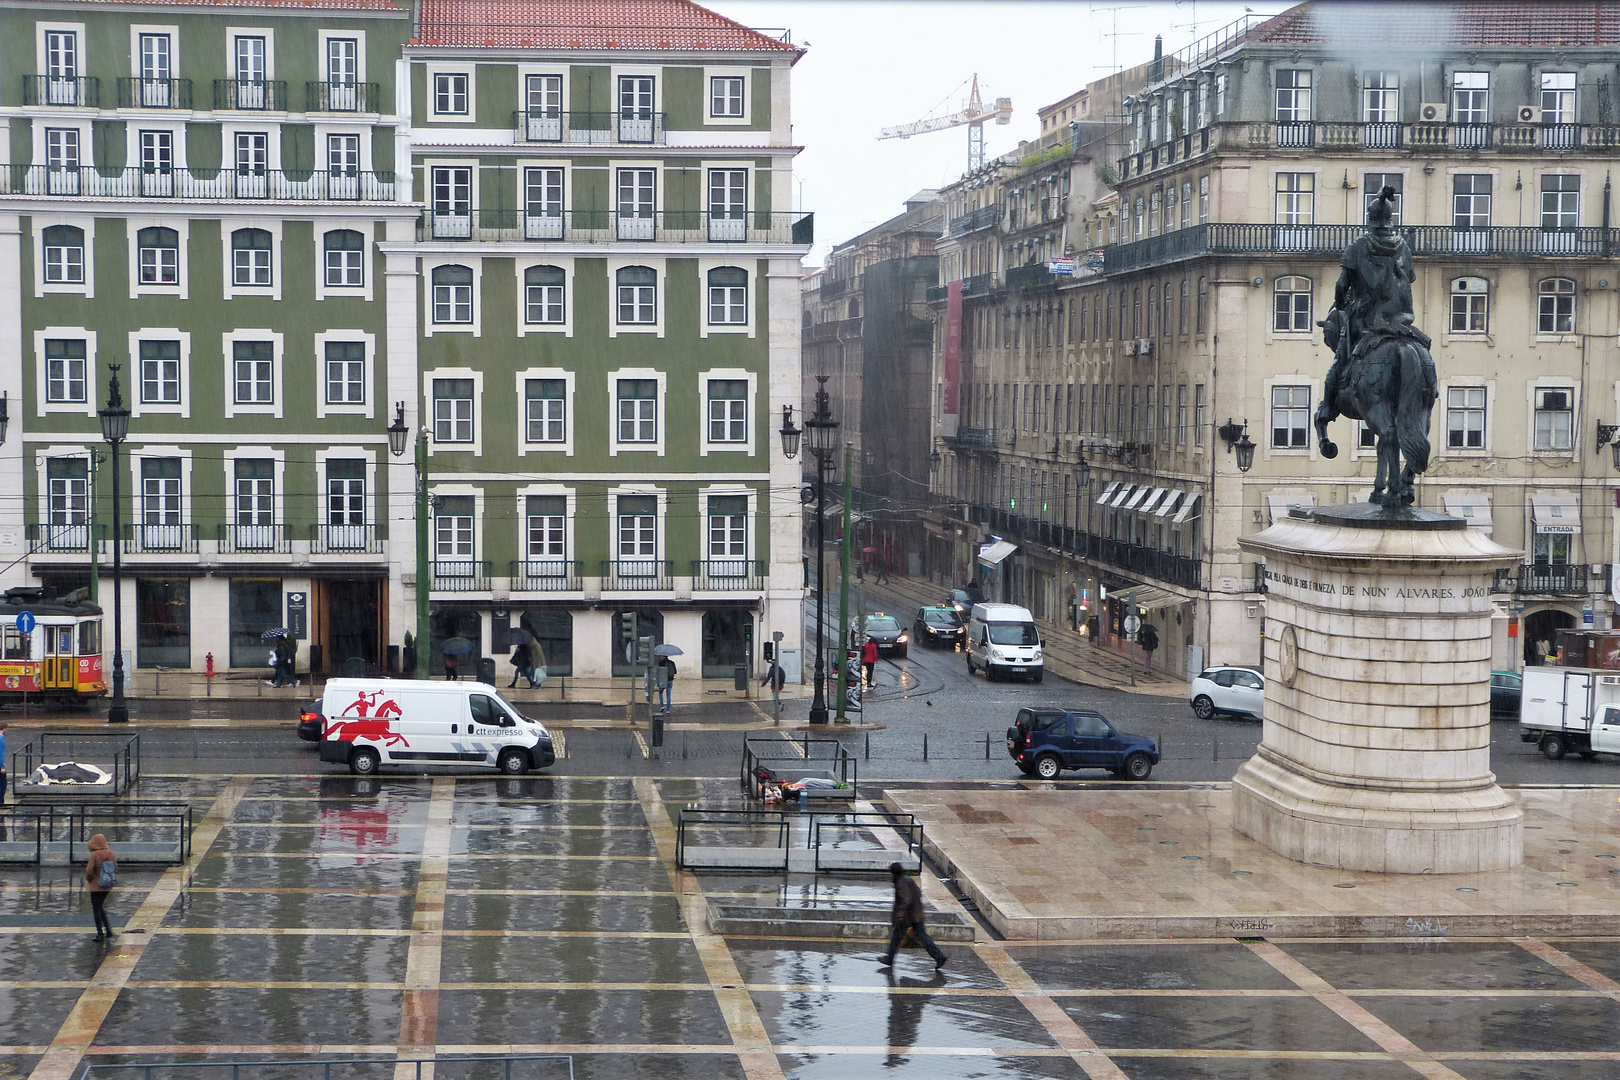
[
  {"left": 1517, "top": 105, "right": 1538, "bottom": 123},
  {"left": 1137, "top": 338, "right": 1154, "bottom": 356},
  {"left": 1122, "top": 340, "right": 1138, "bottom": 356},
  {"left": 1419, "top": 102, "right": 1448, "bottom": 122}
]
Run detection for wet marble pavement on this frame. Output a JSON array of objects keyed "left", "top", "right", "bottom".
[{"left": 2, "top": 774, "right": 1620, "bottom": 1080}]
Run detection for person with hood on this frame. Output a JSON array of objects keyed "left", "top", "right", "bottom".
[
  {"left": 878, "top": 861, "right": 946, "bottom": 970},
  {"left": 508, "top": 639, "right": 532, "bottom": 688},
  {"left": 85, "top": 833, "right": 117, "bottom": 939}
]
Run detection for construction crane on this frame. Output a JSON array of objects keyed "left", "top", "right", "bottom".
[{"left": 878, "top": 74, "right": 1013, "bottom": 172}]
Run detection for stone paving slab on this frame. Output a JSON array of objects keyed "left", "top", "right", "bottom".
[{"left": 883, "top": 784, "right": 1620, "bottom": 939}]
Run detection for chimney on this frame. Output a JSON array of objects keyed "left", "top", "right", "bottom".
[{"left": 1149, "top": 34, "right": 1164, "bottom": 81}]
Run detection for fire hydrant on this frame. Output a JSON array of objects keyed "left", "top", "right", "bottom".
[{"left": 205, "top": 652, "right": 215, "bottom": 696}]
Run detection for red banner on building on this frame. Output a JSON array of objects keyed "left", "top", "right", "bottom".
[{"left": 942, "top": 279, "right": 963, "bottom": 436}]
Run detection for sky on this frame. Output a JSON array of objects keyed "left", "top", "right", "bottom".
[{"left": 708, "top": 0, "right": 1271, "bottom": 264}]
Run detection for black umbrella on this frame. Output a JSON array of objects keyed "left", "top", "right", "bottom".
[
  {"left": 506, "top": 628, "right": 534, "bottom": 644},
  {"left": 260, "top": 628, "right": 291, "bottom": 641},
  {"left": 441, "top": 636, "right": 476, "bottom": 655}
]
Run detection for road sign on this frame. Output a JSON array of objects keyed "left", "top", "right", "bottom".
[
  {"left": 1124, "top": 614, "right": 1141, "bottom": 638},
  {"left": 15, "top": 611, "right": 34, "bottom": 635}
]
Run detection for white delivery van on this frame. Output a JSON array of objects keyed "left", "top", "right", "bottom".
[
  {"left": 1518, "top": 665, "right": 1620, "bottom": 760},
  {"left": 966, "top": 603, "right": 1044, "bottom": 682},
  {"left": 316, "top": 678, "right": 556, "bottom": 776}
]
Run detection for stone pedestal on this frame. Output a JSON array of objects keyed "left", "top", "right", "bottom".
[{"left": 1232, "top": 504, "right": 1524, "bottom": 874}]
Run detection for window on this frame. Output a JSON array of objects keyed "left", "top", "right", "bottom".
[
  {"left": 141, "top": 457, "right": 181, "bottom": 526},
  {"left": 139, "top": 129, "right": 173, "bottom": 183},
  {"left": 617, "top": 379, "right": 657, "bottom": 443},
  {"left": 708, "top": 267, "right": 748, "bottom": 325},
  {"left": 234, "top": 459, "right": 275, "bottom": 530},
  {"left": 1275, "top": 69, "right": 1312, "bottom": 122},
  {"left": 1538, "top": 277, "right": 1576, "bottom": 334},
  {"left": 526, "top": 495, "right": 566, "bottom": 565},
  {"left": 1446, "top": 386, "right": 1486, "bottom": 449},
  {"left": 139, "top": 32, "right": 171, "bottom": 88},
  {"left": 1194, "top": 384, "right": 1206, "bottom": 447},
  {"left": 617, "top": 495, "right": 657, "bottom": 561},
  {"left": 1178, "top": 279, "right": 1190, "bottom": 335},
  {"left": 325, "top": 341, "right": 365, "bottom": 405},
  {"left": 708, "top": 168, "right": 746, "bottom": 239},
  {"left": 139, "top": 339, "right": 181, "bottom": 403},
  {"left": 47, "top": 457, "right": 89, "bottom": 529},
  {"left": 42, "top": 225, "right": 84, "bottom": 283},
  {"left": 1363, "top": 70, "right": 1399, "bottom": 122},
  {"left": 1541, "top": 174, "right": 1580, "bottom": 231},
  {"left": 1275, "top": 172, "right": 1314, "bottom": 225},
  {"left": 1450, "top": 277, "right": 1488, "bottom": 333},
  {"left": 325, "top": 38, "right": 360, "bottom": 109},
  {"left": 617, "top": 167, "right": 655, "bottom": 238},
  {"left": 45, "top": 338, "right": 87, "bottom": 402},
  {"left": 1363, "top": 173, "right": 1403, "bottom": 225},
  {"left": 434, "top": 72, "right": 469, "bottom": 115},
  {"left": 137, "top": 226, "right": 179, "bottom": 285},
  {"left": 523, "top": 265, "right": 565, "bottom": 325},
  {"left": 707, "top": 495, "right": 747, "bottom": 567},
  {"left": 235, "top": 131, "right": 268, "bottom": 179},
  {"left": 433, "top": 378, "right": 474, "bottom": 443},
  {"left": 708, "top": 379, "right": 747, "bottom": 443},
  {"left": 1452, "top": 174, "right": 1492, "bottom": 247},
  {"left": 616, "top": 265, "right": 656, "bottom": 325},
  {"left": 429, "top": 166, "right": 472, "bottom": 236},
  {"left": 45, "top": 128, "right": 79, "bottom": 194},
  {"left": 618, "top": 75, "right": 655, "bottom": 140},
  {"left": 1271, "top": 385, "right": 1310, "bottom": 448},
  {"left": 710, "top": 75, "right": 744, "bottom": 118},
  {"left": 1452, "top": 71, "right": 1490, "bottom": 146},
  {"left": 324, "top": 229, "right": 364, "bottom": 287},
  {"left": 136, "top": 578, "right": 189, "bottom": 668},
  {"left": 1534, "top": 387, "right": 1574, "bottom": 450},
  {"left": 1273, "top": 276, "right": 1313, "bottom": 332},
  {"left": 231, "top": 228, "right": 272, "bottom": 287},
  {"left": 434, "top": 495, "right": 474, "bottom": 565},
  {"left": 327, "top": 134, "right": 360, "bottom": 183},
  {"left": 44, "top": 29, "right": 79, "bottom": 103},
  {"left": 235, "top": 35, "right": 266, "bottom": 82},
  {"left": 326, "top": 460, "right": 366, "bottom": 527},
  {"left": 525, "top": 379, "right": 566, "bottom": 443},
  {"left": 1534, "top": 532, "right": 1572, "bottom": 566},
  {"left": 1176, "top": 385, "right": 1187, "bottom": 445},
  {"left": 431, "top": 265, "right": 473, "bottom": 324},
  {"left": 1160, "top": 383, "right": 1171, "bottom": 444},
  {"left": 1196, "top": 276, "right": 1208, "bottom": 333},
  {"left": 1541, "top": 72, "right": 1576, "bottom": 126},
  {"left": 1197, "top": 175, "right": 1209, "bottom": 222},
  {"left": 233, "top": 340, "right": 273, "bottom": 404},
  {"left": 525, "top": 167, "right": 563, "bottom": 237}
]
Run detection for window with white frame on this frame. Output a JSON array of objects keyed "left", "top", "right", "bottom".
[
  {"left": 45, "top": 338, "right": 87, "bottom": 402},
  {"left": 324, "top": 341, "right": 365, "bottom": 405},
  {"left": 1274, "top": 172, "right": 1314, "bottom": 225},
  {"left": 231, "top": 228, "right": 272, "bottom": 287},
  {"left": 139, "top": 129, "right": 173, "bottom": 182},
  {"left": 235, "top": 132, "right": 268, "bottom": 180},
  {"left": 710, "top": 75, "right": 744, "bottom": 118},
  {"left": 139, "top": 339, "right": 181, "bottom": 403},
  {"left": 429, "top": 166, "right": 472, "bottom": 236},
  {"left": 1541, "top": 71, "right": 1575, "bottom": 125},
  {"left": 524, "top": 265, "right": 565, "bottom": 324},
  {"left": 433, "top": 72, "right": 469, "bottom": 115},
  {"left": 1538, "top": 277, "right": 1576, "bottom": 334},
  {"left": 44, "top": 29, "right": 80, "bottom": 103},
  {"left": 1452, "top": 71, "right": 1490, "bottom": 123},
  {"left": 1198, "top": 175, "right": 1209, "bottom": 222},
  {"left": 1450, "top": 277, "right": 1488, "bottom": 332},
  {"left": 1362, "top": 70, "right": 1399, "bottom": 122},
  {"left": 45, "top": 128, "right": 80, "bottom": 192},
  {"left": 1534, "top": 387, "right": 1574, "bottom": 450},
  {"left": 324, "top": 229, "right": 364, "bottom": 287},
  {"left": 1274, "top": 69, "right": 1311, "bottom": 122},
  {"left": 616, "top": 167, "right": 655, "bottom": 236},
  {"left": 434, "top": 495, "right": 474, "bottom": 568},
  {"left": 707, "top": 495, "right": 747, "bottom": 570},
  {"left": 432, "top": 378, "right": 474, "bottom": 443},
  {"left": 42, "top": 225, "right": 84, "bottom": 283},
  {"left": 234, "top": 459, "right": 275, "bottom": 533},
  {"left": 525, "top": 495, "right": 566, "bottom": 569},
  {"left": 327, "top": 133, "right": 360, "bottom": 178},
  {"left": 432, "top": 265, "right": 473, "bottom": 324},
  {"left": 618, "top": 75, "right": 655, "bottom": 139},
  {"left": 1194, "top": 384, "right": 1206, "bottom": 446},
  {"left": 707, "top": 379, "right": 747, "bottom": 443},
  {"left": 139, "top": 32, "right": 170, "bottom": 81},
  {"left": 1273, "top": 276, "right": 1312, "bottom": 332},
  {"left": 525, "top": 74, "right": 561, "bottom": 116},
  {"left": 232, "top": 340, "right": 273, "bottom": 404},
  {"left": 617, "top": 379, "right": 657, "bottom": 443},
  {"left": 525, "top": 378, "right": 565, "bottom": 443},
  {"left": 234, "top": 34, "right": 266, "bottom": 83},
  {"left": 707, "top": 266, "right": 747, "bottom": 325},
  {"left": 1271, "top": 385, "right": 1311, "bottom": 448},
  {"left": 1446, "top": 386, "right": 1486, "bottom": 449},
  {"left": 525, "top": 167, "right": 563, "bottom": 235},
  {"left": 1363, "top": 173, "right": 1403, "bottom": 224},
  {"left": 1176, "top": 384, "right": 1187, "bottom": 445},
  {"left": 326, "top": 460, "right": 366, "bottom": 527},
  {"left": 47, "top": 457, "right": 88, "bottom": 530},
  {"left": 1541, "top": 174, "right": 1580, "bottom": 231},
  {"left": 137, "top": 226, "right": 179, "bottom": 285},
  {"left": 1533, "top": 531, "right": 1572, "bottom": 566},
  {"left": 616, "top": 265, "right": 656, "bottom": 325},
  {"left": 141, "top": 457, "right": 182, "bottom": 528},
  {"left": 617, "top": 494, "right": 657, "bottom": 562}
]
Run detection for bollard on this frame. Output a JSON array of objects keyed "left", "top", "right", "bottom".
[
  {"left": 1213, "top": 730, "right": 1219, "bottom": 762},
  {"left": 865, "top": 731, "right": 870, "bottom": 760},
  {"left": 154, "top": 667, "right": 161, "bottom": 695},
  {"left": 984, "top": 732, "right": 991, "bottom": 760},
  {"left": 923, "top": 732, "right": 928, "bottom": 761}
]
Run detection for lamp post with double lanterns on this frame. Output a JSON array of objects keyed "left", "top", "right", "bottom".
[
  {"left": 387, "top": 402, "right": 431, "bottom": 678},
  {"left": 98, "top": 367, "right": 130, "bottom": 724},
  {"left": 780, "top": 377, "right": 839, "bottom": 725}
]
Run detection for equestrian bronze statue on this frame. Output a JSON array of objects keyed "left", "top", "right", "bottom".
[{"left": 1315, "top": 185, "right": 1438, "bottom": 508}]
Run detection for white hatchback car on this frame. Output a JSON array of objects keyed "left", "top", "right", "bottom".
[{"left": 1190, "top": 666, "right": 1264, "bottom": 720}]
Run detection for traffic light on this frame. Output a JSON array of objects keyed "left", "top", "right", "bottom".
[
  {"left": 620, "top": 611, "right": 636, "bottom": 639},
  {"left": 763, "top": 641, "right": 776, "bottom": 662}
]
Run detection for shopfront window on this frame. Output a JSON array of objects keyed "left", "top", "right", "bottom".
[
  {"left": 229, "top": 577, "right": 282, "bottom": 668},
  {"left": 518, "top": 609, "right": 572, "bottom": 677},
  {"left": 136, "top": 577, "right": 190, "bottom": 667}
]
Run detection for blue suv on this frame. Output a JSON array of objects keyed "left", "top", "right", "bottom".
[{"left": 1006, "top": 708, "right": 1160, "bottom": 780}]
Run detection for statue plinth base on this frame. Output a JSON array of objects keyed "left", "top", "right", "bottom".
[{"left": 1232, "top": 505, "right": 1523, "bottom": 874}]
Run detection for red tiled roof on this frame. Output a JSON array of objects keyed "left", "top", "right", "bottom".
[
  {"left": 1252, "top": 1, "right": 1620, "bottom": 47},
  {"left": 57, "top": 0, "right": 404, "bottom": 8},
  {"left": 413, "top": 0, "right": 800, "bottom": 52}
]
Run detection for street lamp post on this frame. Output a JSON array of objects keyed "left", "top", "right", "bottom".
[
  {"left": 781, "top": 379, "right": 839, "bottom": 725},
  {"left": 387, "top": 402, "right": 431, "bottom": 678},
  {"left": 98, "top": 366, "right": 130, "bottom": 724}
]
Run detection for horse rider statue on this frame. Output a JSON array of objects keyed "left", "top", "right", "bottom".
[{"left": 1315, "top": 185, "right": 1438, "bottom": 508}]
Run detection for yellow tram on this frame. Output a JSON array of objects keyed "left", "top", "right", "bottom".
[{"left": 0, "top": 587, "right": 106, "bottom": 703}]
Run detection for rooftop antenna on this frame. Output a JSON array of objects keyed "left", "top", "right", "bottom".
[{"left": 1090, "top": 2, "right": 1146, "bottom": 75}]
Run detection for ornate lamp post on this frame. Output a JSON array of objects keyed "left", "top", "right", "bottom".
[
  {"left": 387, "top": 402, "right": 431, "bottom": 678},
  {"left": 782, "top": 379, "right": 839, "bottom": 724},
  {"left": 97, "top": 366, "right": 130, "bottom": 724}
]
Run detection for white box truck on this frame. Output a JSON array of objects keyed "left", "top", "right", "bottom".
[{"left": 1518, "top": 666, "right": 1620, "bottom": 760}]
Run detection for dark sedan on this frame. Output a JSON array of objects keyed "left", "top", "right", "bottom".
[
  {"left": 1490, "top": 670, "right": 1522, "bottom": 718},
  {"left": 913, "top": 606, "right": 966, "bottom": 648},
  {"left": 296, "top": 700, "right": 324, "bottom": 742},
  {"left": 865, "top": 614, "right": 908, "bottom": 658}
]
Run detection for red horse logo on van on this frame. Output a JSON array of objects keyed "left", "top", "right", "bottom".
[{"left": 325, "top": 691, "right": 408, "bottom": 747}]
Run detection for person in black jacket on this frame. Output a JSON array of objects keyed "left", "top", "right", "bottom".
[{"left": 878, "top": 862, "right": 946, "bottom": 969}]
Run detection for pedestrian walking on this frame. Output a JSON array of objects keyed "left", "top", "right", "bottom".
[
  {"left": 1140, "top": 623, "right": 1160, "bottom": 672},
  {"left": 444, "top": 652, "right": 459, "bottom": 681},
  {"left": 878, "top": 862, "right": 946, "bottom": 969},
  {"left": 862, "top": 637, "right": 878, "bottom": 687},
  {"left": 875, "top": 560, "right": 890, "bottom": 585},
  {"left": 1067, "top": 583, "right": 1079, "bottom": 631},
  {"left": 508, "top": 640, "right": 531, "bottom": 688},
  {"left": 529, "top": 641, "right": 548, "bottom": 689},
  {"left": 656, "top": 654, "right": 676, "bottom": 712},
  {"left": 278, "top": 637, "right": 297, "bottom": 688},
  {"left": 85, "top": 833, "right": 117, "bottom": 939}
]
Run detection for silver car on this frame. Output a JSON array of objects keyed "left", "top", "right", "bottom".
[{"left": 1190, "top": 666, "right": 1264, "bottom": 720}]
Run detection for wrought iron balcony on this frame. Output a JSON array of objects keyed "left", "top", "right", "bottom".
[
  {"left": 511, "top": 559, "right": 584, "bottom": 592},
  {"left": 1496, "top": 563, "right": 1595, "bottom": 596},
  {"left": 1007, "top": 263, "right": 1056, "bottom": 291},
  {"left": 431, "top": 559, "right": 492, "bottom": 592},
  {"left": 23, "top": 75, "right": 99, "bottom": 107},
  {"left": 116, "top": 77, "right": 192, "bottom": 109},
  {"left": 943, "top": 427, "right": 1000, "bottom": 453},
  {"left": 123, "top": 523, "right": 197, "bottom": 554},
  {"left": 27, "top": 522, "right": 103, "bottom": 554},
  {"left": 948, "top": 205, "right": 998, "bottom": 237},
  {"left": 416, "top": 208, "right": 811, "bottom": 244},
  {"left": 510, "top": 109, "right": 666, "bottom": 144},
  {"left": 306, "top": 80, "right": 382, "bottom": 113},
  {"left": 213, "top": 78, "right": 288, "bottom": 111},
  {"left": 600, "top": 559, "right": 675, "bottom": 592},
  {"left": 311, "top": 523, "right": 383, "bottom": 555},
  {"left": 217, "top": 523, "right": 290, "bottom": 554},
  {"left": 7, "top": 164, "right": 397, "bottom": 202},
  {"left": 693, "top": 559, "right": 767, "bottom": 591},
  {"left": 819, "top": 276, "right": 849, "bottom": 298}
]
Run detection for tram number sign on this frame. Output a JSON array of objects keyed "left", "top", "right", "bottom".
[{"left": 14, "top": 611, "right": 34, "bottom": 635}]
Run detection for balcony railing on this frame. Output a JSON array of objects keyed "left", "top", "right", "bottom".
[
  {"left": 217, "top": 523, "right": 290, "bottom": 554},
  {"left": 27, "top": 522, "right": 103, "bottom": 554},
  {"left": 601, "top": 559, "right": 674, "bottom": 592},
  {"left": 23, "top": 75, "right": 99, "bottom": 107},
  {"left": 510, "top": 559, "right": 584, "bottom": 592},
  {"left": 1497, "top": 563, "right": 1596, "bottom": 596},
  {"left": 124, "top": 523, "right": 197, "bottom": 554},
  {"left": 943, "top": 427, "right": 1000, "bottom": 452},
  {"left": 213, "top": 78, "right": 288, "bottom": 111},
  {"left": 1007, "top": 263, "right": 1056, "bottom": 291},
  {"left": 306, "top": 80, "right": 382, "bottom": 113},
  {"left": 417, "top": 208, "right": 811, "bottom": 244},
  {"left": 116, "top": 77, "right": 192, "bottom": 109},
  {"left": 693, "top": 559, "right": 767, "bottom": 591},
  {"left": 431, "top": 560, "right": 492, "bottom": 592},
  {"left": 948, "top": 205, "right": 999, "bottom": 237},
  {"left": 5, "top": 164, "right": 396, "bottom": 202},
  {"left": 819, "top": 276, "right": 849, "bottom": 298},
  {"left": 511, "top": 109, "right": 667, "bottom": 144},
  {"left": 311, "top": 523, "right": 383, "bottom": 555}
]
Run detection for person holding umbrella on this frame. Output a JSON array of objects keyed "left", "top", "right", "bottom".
[
  {"left": 440, "top": 635, "right": 476, "bottom": 680},
  {"left": 653, "top": 643, "right": 681, "bottom": 713},
  {"left": 261, "top": 628, "right": 294, "bottom": 687}
]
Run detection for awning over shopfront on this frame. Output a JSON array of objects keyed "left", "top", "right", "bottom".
[
  {"left": 1096, "top": 481, "right": 1120, "bottom": 505},
  {"left": 1137, "top": 487, "right": 1167, "bottom": 515},
  {"left": 1123, "top": 486, "right": 1150, "bottom": 511},
  {"left": 1110, "top": 483, "right": 1136, "bottom": 508},
  {"left": 1530, "top": 490, "right": 1581, "bottom": 534},
  {"left": 977, "top": 540, "right": 1018, "bottom": 567},
  {"left": 1115, "top": 584, "right": 1184, "bottom": 611},
  {"left": 1265, "top": 488, "right": 1316, "bottom": 523},
  {"left": 1173, "top": 493, "right": 1202, "bottom": 524},
  {"left": 1155, "top": 490, "right": 1184, "bottom": 518},
  {"left": 1442, "top": 490, "right": 1493, "bottom": 533}
]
